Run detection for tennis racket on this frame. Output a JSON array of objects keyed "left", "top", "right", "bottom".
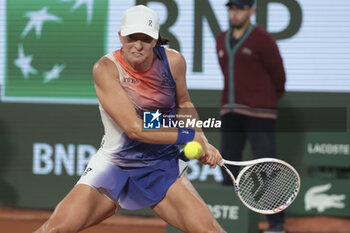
[{"left": 218, "top": 158, "right": 300, "bottom": 215}]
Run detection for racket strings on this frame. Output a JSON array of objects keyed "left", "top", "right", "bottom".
[{"left": 237, "top": 162, "right": 298, "bottom": 211}]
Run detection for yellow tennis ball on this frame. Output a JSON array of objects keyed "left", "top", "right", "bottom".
[{"left": 184, "top": 141, "right": 202, "bottom": 159}]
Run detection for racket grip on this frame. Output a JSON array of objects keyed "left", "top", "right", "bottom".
[{"left": 218, "top": 159, "right": 225, "bottom": 167}]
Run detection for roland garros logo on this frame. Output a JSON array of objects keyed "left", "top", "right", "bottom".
[{"left": 14, "top": 1, "right": 94, "bottom": 83}]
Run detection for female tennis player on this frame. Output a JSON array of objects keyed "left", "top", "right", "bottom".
[{"left": 34, "top": 5, "right": 225, "bottom": 233}]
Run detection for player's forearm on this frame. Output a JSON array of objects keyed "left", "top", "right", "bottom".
[
  {"left": 124, "top": 118, "right": 178, "bottom": 144},
  {"left": 125, "top": 105, "right": 206, "bottom": 145},
  {"left": 176, "top": 101, "right": 208, "bottom": 143},
  {"left": 126, "top": 118, "right": 202, "bottom": 145}
]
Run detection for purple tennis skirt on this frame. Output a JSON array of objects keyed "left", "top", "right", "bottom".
[{"left": 77, "top": 154, "right": 180, "bottom": 210}]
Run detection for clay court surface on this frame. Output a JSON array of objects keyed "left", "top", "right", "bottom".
[{"left": 1, "top": 208, "right": 350, "bottom": 233}]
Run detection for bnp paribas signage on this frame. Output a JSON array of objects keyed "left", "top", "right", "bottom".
[
  {"left": 2, "top": 0, "right": 306, "bottom": 104},
  {"left": 3, "top": 0, "right": 108, "bottom": 104},
  {"left": 4, "top": 0, "right": 348, "bottom": 104}
]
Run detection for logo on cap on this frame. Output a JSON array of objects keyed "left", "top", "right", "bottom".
[{"left": 149, "top": 20, "right": 152, "bottom": 27}]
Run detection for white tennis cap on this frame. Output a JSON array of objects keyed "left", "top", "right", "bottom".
[{"left": 121, "top": 5, "right": 160, "bottom": 39}]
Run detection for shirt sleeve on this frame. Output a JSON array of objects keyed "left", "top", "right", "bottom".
[{"left": 260, "top": 31, "right": 286, "bottom": 99}]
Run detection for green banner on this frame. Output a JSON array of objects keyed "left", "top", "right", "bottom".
[
  {"left": 4, "top": 0, "right": 107, "bottom": 103},
  {"left": 287, "top": 177, "right": 349, "bottom": 217},
  {"left": 304, "top": 132, "right": 350, "bottom": 168}
]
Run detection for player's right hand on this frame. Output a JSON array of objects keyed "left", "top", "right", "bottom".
[
  {"left": 193, "top": 133, "right": 222, "bottom": 168},
  {"left": 198, "top": 143, "right": 222, "bottom": 168}
]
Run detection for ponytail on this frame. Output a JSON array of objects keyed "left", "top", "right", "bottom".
[{"left": 157, "top": 33, "right": 170, "bottom": 45}]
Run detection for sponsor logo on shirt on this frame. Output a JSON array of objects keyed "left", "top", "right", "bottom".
[
  {"left": 241, "top": 47, "right": 252, "bottom": 55},
  {"left": 123, "top": 76, "right": 139, "bottom": 84}
]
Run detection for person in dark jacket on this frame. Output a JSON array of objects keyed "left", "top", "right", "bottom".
[{"left": 216, "top": 0, "right": 286, "bottom": 233}]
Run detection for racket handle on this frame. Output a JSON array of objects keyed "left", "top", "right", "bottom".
[{"left": 218, "top": 159, "right": 225, "bottom": 167}]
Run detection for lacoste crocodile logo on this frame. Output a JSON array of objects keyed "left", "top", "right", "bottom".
[
  {"left": 241, "top": 47, "right": 252, "bottom": 55},
  {"left": 304, "top": 183, "right": 345, "bottom": 212}
]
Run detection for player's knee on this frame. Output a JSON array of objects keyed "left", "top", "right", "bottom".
[
  {"left": 191, "top": 219, "right": 225, "bottom": 233},
  {"left": 45, "top": 226, "right": 60, "bottom": 233},
  {"left": 44, "top": 224, "right": 72, "bottom": 233},
  {"left": 202, "top": 227, "right": 227, "bottom": 233},
  {"left": 194, "top": 228, "right": 225, "bottom": 233},
  {"left": 205, "top": 225, "right": 226, "bottom": 233},
  {"left": 41, "top": 219, "right": 75, "bottom": 233}
]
